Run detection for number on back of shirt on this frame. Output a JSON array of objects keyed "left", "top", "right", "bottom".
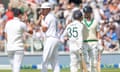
[{"left": 67, "top": 27, "right": 78, "bottom": 38}]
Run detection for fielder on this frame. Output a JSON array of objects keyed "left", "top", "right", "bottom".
[
  {"left": 39, "top": 2, "right": 60, "bottom": 72},
  {"left": 4, "top": 8, "right": 33, "bottom": 72},
  {"left": 82, "top": 5, "right": 102, "bottom": 72},
  {"left": 61, "top": 9, "right": 84, "bottom": 72}
]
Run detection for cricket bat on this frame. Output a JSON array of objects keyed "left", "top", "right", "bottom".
[
  {"left": 97, "top": 60, "right": 101, "bottom": 72},
  {"left": 80, "top": 53, "right": 88, "bottom": 72},
  {"left": 97, "top": 52, "right": 101, "bottom": 72}
]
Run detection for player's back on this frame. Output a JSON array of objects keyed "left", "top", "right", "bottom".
[
  {"left": 66, "top": 20, "right": 83, "bottom": 40},
  {"left": 5, "top": 17, "right": 27, "bottom": 51},
  {"left": 66, "top": 20, "right": 83, "bottom": 51}
]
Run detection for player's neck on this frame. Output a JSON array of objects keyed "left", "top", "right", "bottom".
[{"left": 86, "top": 17, "right": 91, "bottom": 21}]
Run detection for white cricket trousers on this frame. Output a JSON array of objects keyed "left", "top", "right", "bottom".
[
  {"left": 41, "top": 37, "right": 60, "bottom": 72},
  {"left": 7, "top": 50, "right": 24, "bottom": 72},
  {"left": 70, "top": 50, "right": 80, "bottom": 72},
  {"left": 83, "top": 43, "right": 98, "bottom": 72}
]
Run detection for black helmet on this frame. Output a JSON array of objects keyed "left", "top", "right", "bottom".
[
  {"left": 83, "top": 5, "right": 92, "bottom": 13},
  {"left": 12, "top": 8, "right": 23, "bottom": 17},
  {"left": 73, "top": 10, "right": 82, "bottom": 19}
]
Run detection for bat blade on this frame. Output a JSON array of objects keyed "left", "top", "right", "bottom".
[
  {"left": 80, "top": 54, "right": 88, "bottom": 72},
  {"left": 97, "top": 60, "right": 101, "bottom": 72},
  {"left": 97, "top": 53, "right": 101, "bottom": 72}
]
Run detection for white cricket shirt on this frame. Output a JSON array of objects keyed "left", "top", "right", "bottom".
[
  {"left": 62, "top": 20, "right": 83, "bottom": 51},
  {"left": 42, "top": 12, "right": 58, "bottom": 38},
  {"left": 4, "top": 17, "right": 27, "bottom": 51}
]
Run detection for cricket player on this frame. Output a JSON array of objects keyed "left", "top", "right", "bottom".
[
  {"left": 4, "top": 8, "right": 33, "bottom": 72},
  {"left": 61, "top": 9, "right": 84, "bottom": 72},
  {"left": 39, "top": 2, "right": 60, "bottom": 72},
  {"left": 82, "top": 5, "right": 101, "bottom": 72}
]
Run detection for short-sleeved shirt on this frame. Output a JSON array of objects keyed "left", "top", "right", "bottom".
[{"left": 4, "top": 17, "right": 27, "bottom": 51}]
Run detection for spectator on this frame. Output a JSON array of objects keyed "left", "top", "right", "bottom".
[
  {"left": 104, "top": 24, "right": 119, "bottom": 52},
  {"left": 35, "top": 0, "right": 45, "bottom": 5},
  {"left": 98, "top": 20, "right": 106, "bottom": 50},
  {"left": 90, "top": 2, "right": 102, "bottom": 22},
  {"left": 48, "top": 0, "right": 58, "bottom": 5},
  {"left": 54, "top": 3, "right": 65, "bottom": 27},
  {"left": 102, "top": 2, "right": 111, "bottom": 20},
  {"left": 109, "top": 0, "right": 119, "bottom": 14},
  {"left": 32, "top": 26, "right": 44, "bottom": 51},
  {"left": 5, "top": 3, "right": 14, "bottom": 21},
  {"left": 0, "top": 3, "right": 5, "bottom": 14},
  {"left": 57, "top": 21, "right": 64, "bottom": 51}
]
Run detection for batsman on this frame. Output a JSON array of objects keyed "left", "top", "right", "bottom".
[
  {"left": 61, "top": 9, "right": 87, "bottom": 72},
  {"left": 82, "top": 5, "right": 103, "bottom": 72}
]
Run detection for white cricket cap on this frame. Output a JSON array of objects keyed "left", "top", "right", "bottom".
[{"left": 41, "top": 2, "right": 52, "bottom": 9}]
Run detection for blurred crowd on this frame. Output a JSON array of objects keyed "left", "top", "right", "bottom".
[{"left": 0, "top": 0, "right": 120, "bottom": 53}]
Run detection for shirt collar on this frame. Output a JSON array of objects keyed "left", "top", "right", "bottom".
[
  {"left": 74, "top": 20, "right": 80, "bottom": 23},
  {"left": 13, "top": 17, "right": 20, "bottom": 21}
]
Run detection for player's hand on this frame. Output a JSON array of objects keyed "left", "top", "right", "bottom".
[
  {"left": 36, "top": 15, "right": 44, "bottom": 26},
  {"left": 64, "top": 37, "right": 69, "bottom": 40},
  {"left": 27, "top": 23, "right": 33, "bottom": 34},
  {"left": 78, "top": 48, "right": 83, "bottom": 55},
  {"left": 39, "top": 15, "right": 44, "bottom": 20},
  {"left": 97, "top": 53, "right": 101, "bottom": 61}
]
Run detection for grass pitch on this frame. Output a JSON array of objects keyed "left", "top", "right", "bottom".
[{"left": 0, "top": 68, "right": 120, "bottom": 72}]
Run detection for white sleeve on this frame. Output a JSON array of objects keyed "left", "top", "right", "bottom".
[
  {"left": 41, "top": 19, "right": 48, "bottom": 27},
  {"left": 4, "top": 23, "right": 8, "bottom": 33},
  {"left": 60, "top": 27, "right": 68, "bottom": 42},
  {"left": 21, "top": 22, "right": 27, "bottom": 32},
  {"left": 99, "top": 9, "right": 104, "bottom": 15}
]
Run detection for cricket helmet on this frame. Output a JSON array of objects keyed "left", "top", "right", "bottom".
[
  {"left": 73, "top": 10, "right": 83, "bottom": 19},
  {"left": 83, "top": 5, "right": 92, "bottom": 13}
]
